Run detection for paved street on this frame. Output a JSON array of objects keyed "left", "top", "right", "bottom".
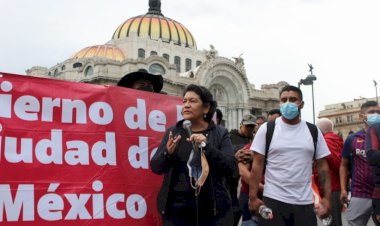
[
  {"left": 317, "top": 212, "right": 376, "bottom": 226},
  {"left": 238, "top": 212, "right": 377, "bottom": 226}
]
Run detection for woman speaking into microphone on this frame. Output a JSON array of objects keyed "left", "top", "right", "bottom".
[{"left": 151, "top": 84, "right": 236, "bottom": 226}]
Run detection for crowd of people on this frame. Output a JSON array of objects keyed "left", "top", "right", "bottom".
[{"left": 118, "top": 69, "right": 380, "bottom": 226}]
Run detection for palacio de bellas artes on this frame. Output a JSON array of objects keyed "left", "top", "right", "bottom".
[{"left": 26, "top": 0, "right": 286, "bottom": 131}]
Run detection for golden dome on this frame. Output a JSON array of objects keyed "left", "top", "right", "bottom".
[
  {"left": 112, "top": 1, "right": 196, "bottom": 48},
  {"left": 71, "top": 45, "right": 125, "bottom": 62}
]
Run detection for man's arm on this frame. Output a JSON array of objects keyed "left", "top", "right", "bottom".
[
  {"left": 248, "top": 152, "right": 265, "bottom": 212},
  {"left": 316, "top": 157, "right": 331, "bottom": 218},
  {"left": 316, "top": 157, "right": 331, "bottom": 199},
  {"left": 238, "top": 162, "right": 251, "bottom": 184},
  {"left": 339, "top": 133, "right": 354, "bottom": 205},
  {"left": 339, "top": 158, "right": 350, "bottom": 205}
]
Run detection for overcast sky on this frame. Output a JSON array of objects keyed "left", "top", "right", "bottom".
[{"left": 1, "top": 0, "right": 379, "bottom": 123}]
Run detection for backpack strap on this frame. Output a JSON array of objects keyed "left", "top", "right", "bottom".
[
  {"left": 306, "top": 122, "right": 318, "bottom": 159},
  {"left": 264, "top": 120, "right": 318, "bottom": 164},
  {"left": 265, "top": 120, "right": 276, "bottom": 166}
]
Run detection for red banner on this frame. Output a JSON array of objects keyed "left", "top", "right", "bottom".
[{"left": 0, "top": 72, "right": 182, "bottom": 225}]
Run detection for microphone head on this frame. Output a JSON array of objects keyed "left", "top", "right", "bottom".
[{"left": 183, "top": 120, "right": 192, "bottom": 129}]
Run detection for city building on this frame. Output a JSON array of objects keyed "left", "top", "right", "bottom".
[
  {"left": 318, "top": 97, "right": 378, "bottom": 139},
  {"left": 26, "top": 0, "right": 286, "bottom": 130}
]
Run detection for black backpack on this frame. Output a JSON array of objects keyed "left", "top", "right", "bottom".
[{"left": 264, "top": 120, "right": 318, "bottom": 166}]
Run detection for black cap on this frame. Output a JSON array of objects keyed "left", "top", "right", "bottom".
[{"left": 117, "top": 69, "right": 163, "bottom": 93}]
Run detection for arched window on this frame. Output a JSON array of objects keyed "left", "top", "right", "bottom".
[
  {"left": 138, "top": 48, "right": 145, "bottom": 58},
  {"left": 163, "top": 54, "right": 169, "bottom": 62},
  {"left": 54, "top": 69, "right": 59, "bottom": 77},
  {"left": 84, "top": 66, "right": 93, "bottom": 77},
  {"left": 174, "top": 56, "right": 181, "bottom": 72},
  {"left": 185, "top": 58, "right": 192, "bottom": 71},
  {"left": 149, "top": 63, "right": 166, "bottom": 75},
  {"left": 150, "top": 51, "right": 157, "bottom": 56},
  {"left": 196, "top": 61, "right": 202, "bottom": 67},
  {"left": 61, "top": 65, "right": 66, "bottom": 71},
  {"left": 73, "top": 62, "right": 82, "bottom": 68}
]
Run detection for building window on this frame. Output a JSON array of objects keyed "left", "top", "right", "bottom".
[
  {"left": 196, "top": 61, "right": 202, "bottom": 67},
  {"left": 61, "top": 65, "right": 66, "bottom": 71},
  {"left": 84, "top": 66, "right": 93, "bottom": 77},
  {"left": 163, "top": 54, "right": 169, "bottom": 62},
  {"left": 73, "top": 62, "right": 82, "bottom": 68},
  {"left": 149, "top": 63, "right": 166, "bottom": 75},
  {"left": 185, "top": 58, "right": 192, "bottom": 71},
  {"left": 138, "top": 48, "right": 145, "bottom": 58},
  {"left": 150, "top": 51, "right": 157, "bottom": 56},
  {"left": 251, "top": 108, "right": 262, "bottom": 116},
  {"left": 174, "top": 56, "right": 181, "bottom": 72},
  {"left": 54, "top": 69, "right": 59, "bottom": 77}
]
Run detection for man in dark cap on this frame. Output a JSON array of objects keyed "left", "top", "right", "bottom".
[
  {"left": 229, "top": 114, "right": 257, "bottom": 225},
  {"left": 117, "top": 69, "right": 163, "bottom": 93}
]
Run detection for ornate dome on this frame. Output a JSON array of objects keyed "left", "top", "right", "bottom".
[
  {"left": 112, "top": 0, "right": 196, "bottom": 49},
  {"left": 71, "top": 45, "right": 125, "bottom": 62}
]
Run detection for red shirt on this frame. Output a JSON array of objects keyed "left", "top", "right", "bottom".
[{"left": 314, "top": 132, "right": 343, "bottom": 195}]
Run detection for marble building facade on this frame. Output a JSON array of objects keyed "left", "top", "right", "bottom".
[{"left": 26, "top": 0, "right": 286, "bottom": 131}]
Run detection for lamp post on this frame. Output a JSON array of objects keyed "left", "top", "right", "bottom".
[
  {"left": 374, "top": 80, "right": 378, "bottom": 104},
  {"left": 298, "top": 64, "right": 317, "bottom": 124}
]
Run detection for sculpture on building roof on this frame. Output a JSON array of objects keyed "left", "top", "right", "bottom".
[
  {"left": 308, "top": 63, "right": 314, "bottom": 75},
  {"left": 204, "top": 44, "right": 218, "bottom": 60},
  {"left": 148, "top": 0, "right": 162, "bottom": 15},
  {"left": 233, "top": 53, "right": 244, "bottom": 65}
]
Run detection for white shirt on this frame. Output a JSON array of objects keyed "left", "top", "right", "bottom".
[{"left": 250, "top": 117, "right": 330, "bottom": 205}]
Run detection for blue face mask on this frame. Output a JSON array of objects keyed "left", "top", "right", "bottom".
[
  {"left": 280, "top": 102, "right": 299, "bottom": 120},
  {"left": 367, "top": 113, "right": 380, "bottom": 126}
]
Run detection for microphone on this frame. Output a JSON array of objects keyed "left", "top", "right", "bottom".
[
  {"left": 183, "top": 120, "right": 196, "bottom": 149},
  {"left": 183, "top": 120, "right": 192, "bottom": 137}
]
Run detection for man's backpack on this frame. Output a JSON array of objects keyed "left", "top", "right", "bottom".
[{"left": 264, "top": 120, "right": 318, "bottom": 166}]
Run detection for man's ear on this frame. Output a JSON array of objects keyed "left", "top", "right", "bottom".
[
  {"left": 359, "top": 113, "right": 365, "bottom": 121},
  {"left": 299, "top": 101, "right": 304, "bottom": 109}
]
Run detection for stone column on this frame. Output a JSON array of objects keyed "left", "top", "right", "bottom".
[
  {"left": 232, "top": 108, "right": 238, "bottom": 129},
  {"left": 227, "top": 108, "right": 232, "bottom": 131},
  {"left": 238, "top": 108, "right": 243, "bottom": 126}
]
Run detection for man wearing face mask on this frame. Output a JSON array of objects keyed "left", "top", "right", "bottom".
[
  {"left": 248, "top": 85, "right": 331, "bottom": 226},
  {"left": 366, "top": 119, "right": 380, "bottom": 226},
  {"left": 117, "top": 69, "right": 164, "bottom": 93},
  {"left": 340, "top": 100, "right": 380, "bottom": 226}
]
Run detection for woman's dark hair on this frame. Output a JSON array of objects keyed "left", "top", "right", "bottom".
[
  {"left": 216, "top": 109, "right": 223, "bottom": 124},
  {"left": 183, "top": 84, "right": 217, "bottom": 122}
]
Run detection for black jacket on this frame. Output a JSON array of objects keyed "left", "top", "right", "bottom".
[
  {"left": 229, "top": 129, "right": 252, "bottom": 153},
  {"left": 228, "top": 129, "right": 251, "bottom": 217},
  {"left": 150, "top": 120, "right": 236, "bottom": 217}
]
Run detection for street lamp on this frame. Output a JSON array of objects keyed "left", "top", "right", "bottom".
[
  {"left": 374, "top": 80, "right": 378, "bottom": 104},
  {"left": 298, "top": 64, "right": 317, "bottom": 124}
]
